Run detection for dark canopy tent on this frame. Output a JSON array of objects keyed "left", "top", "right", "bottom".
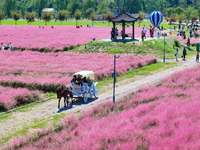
[{"left": 110, "top": 10, "right": 138, "bottom": 40}]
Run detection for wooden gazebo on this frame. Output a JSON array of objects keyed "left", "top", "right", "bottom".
[{"left": 110, "top": 10, "right": 138, "bottom": 40}]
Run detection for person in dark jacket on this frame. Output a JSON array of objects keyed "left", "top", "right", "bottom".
[
  {"left": 76, "top": 74, "right": 83, "bottom": 86},
  {"left": 182, "top": 47, "right": 187, "bottom": 61},
  {"left": 71, "top": 75, "right": 77, "bottom": 84}
]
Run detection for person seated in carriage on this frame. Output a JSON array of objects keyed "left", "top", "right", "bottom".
[
  {"left": 76, "top": 74, "right": 83, "bottom": 86},
  {"left": 71, "top": 75, "right": 77, "bottom": 84},
  {"left": 82, "top": 77, "right": 87, "bottom": 83},
  {"left": 87, "top": 77, "right": 92, "bottom": 86}
]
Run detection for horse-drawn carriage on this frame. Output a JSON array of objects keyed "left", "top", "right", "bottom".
[
  {"left": 56, "top": 71, "right": 99, "bottom": 108},
  {"left": 71, "top": 71, "right": 98, "bottom": 103}
]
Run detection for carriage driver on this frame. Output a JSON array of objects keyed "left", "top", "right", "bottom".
[{"left": 71, "top": 75, "right": 77, "bottom": 84}]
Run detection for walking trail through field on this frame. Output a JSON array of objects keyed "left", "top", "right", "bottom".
[{"left": 0, "top": 55, "right": 199, "bottom": 144}]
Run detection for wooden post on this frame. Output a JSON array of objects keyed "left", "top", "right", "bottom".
[{"left": 132, "top": 22, "right": 135, "bottom": 39}]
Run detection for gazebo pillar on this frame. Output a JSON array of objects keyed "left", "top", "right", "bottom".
[
  {"left": 113, "top": 22, "right": 116, "bottom": 29},
  {"left": 122, "top": 21, "right": 125, "bottom": 40},
  {"left": 132, "top": 22, "right": 135, "bottom": 39}
]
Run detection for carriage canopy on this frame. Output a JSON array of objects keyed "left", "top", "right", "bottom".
[{"left": 73, "top": 71, "right": 94, "bottom": 80}]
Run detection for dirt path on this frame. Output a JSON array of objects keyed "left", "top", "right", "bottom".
[{"left": 0, "top": 55, "right": 199, "bottom": 143}]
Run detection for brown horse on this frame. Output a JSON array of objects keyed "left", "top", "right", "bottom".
[{"left": 56, "top": 84, "right": 73, "bottom": 108}]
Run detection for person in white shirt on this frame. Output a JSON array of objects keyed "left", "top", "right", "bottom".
[
  {"left": 1, "top": 43, "right": 4, "bottom": 51},
  {"left": 9, "top": 42, "right": 13, "bottom": 51},
  {"left": 157, "top": 28, "right": 160, "bottom": 39}
]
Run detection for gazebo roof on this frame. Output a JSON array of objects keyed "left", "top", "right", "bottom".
[{"left": 110, "top": 10, "right": 138, "bottom": 23}]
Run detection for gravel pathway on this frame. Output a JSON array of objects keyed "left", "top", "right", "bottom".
[{"left": 0, "top": 55, "right": 199, "bottom": 143}]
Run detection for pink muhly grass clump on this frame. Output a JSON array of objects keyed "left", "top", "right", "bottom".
[
  {"left": 168, "top": 34, "right": 199, "bottom": 44},
  {"left": 0, "top": 86, "right": 40, "bottom": 111}
]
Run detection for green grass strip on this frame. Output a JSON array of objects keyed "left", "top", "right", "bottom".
[{"left": 98, "top": 62, "right": 177, "bottom": 93}]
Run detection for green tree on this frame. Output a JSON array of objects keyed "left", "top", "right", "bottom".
[
  {"left": 185, "top": 7, "right": 195, "bottom": 21},
  {"left": 85, "top": 8, "right": 92, "bottom": 19},
  {"left": 180, "top": 0, "right": 189, "bottom": 9},
  {"left": 54, "top": 0, "right": 69, "bottom": 10},
  {"left": 105, "top": 13, "right": 114, "bottom": 27},
  {"left": 0, "top": 10, "right": 5, "bottom": 25},
  {"left": 100, "top": 8, "right": 109, "bottom": 20},
  {"left": 98, "top": 0, "right": 110, "bottom": 14},
  {"left": 25, "top": 12, "right": 36, "bottom": 25},
  {"left": 67, "top": 0, "right": 81, "bottom": 16},
  {"left": 11, "top": 11, "right": 20, "bottom": 25},
  {"left": 19, "top": 4, "right": 26, "bottom": 18},
  {"left": 126, "top": 0, "right": 143, "bottom": 13},
  {"left": 138, "top": 11, "right": 144, "bottom": 27},
  {"left": 57, "top": 10, "right": 69, "bottom": 25},
  {"left": 177, "top": 14, "right": 185, "bottom": 25},
  {"left": 3, "top": 0, "right": 15, "bottom": 17},
  {"left": 169, "top": 14, "right": 177, "bottom": 25},
  {"left": 192, "top": 0, "right": 198, "bottom": 7},
  {"left": 35, "top": 0, "right": 48, "bottom": 18},
  {"left": 167, "top": 7, "right": 175, "bottom": 18},
  {"left": 90, "top": 12, "right": 97, "bottom": 24},
  {"left": 174, "top": 6, "right": 184, "bottom": 15},
  {"left": 191, "top": 14, "right": 198, "bottom": 24},
  {"left": 41, "top": 11, "right": 53, "bottom": 25},
  {"left": 189, "top": 9, "right": 199, "bottom": 24},
  {"left": 82, "top": 0, "right": 97, "bottom": 18},
  {"left": 143, "top": 0, "right": 169, "bottom": 13},
  {"left": 74, "top": 9, "right": 82, "bottom": 27}
]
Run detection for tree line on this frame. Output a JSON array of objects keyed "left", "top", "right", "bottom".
[
  {"left": 2, "top": 0, "right": 200, "bottom": 18},
  {"left": 0, "top": 0, "right": 200, "bottom": 26},
  {"left": 167, "top": 6, "right": 200, "bottom": 25}
]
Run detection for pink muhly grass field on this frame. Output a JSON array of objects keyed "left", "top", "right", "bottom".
[
  {"left": 6, "top": 64, "right": 200, "bottom": 149},
  {"left": 0, "top": 26, "right": 143, "bottom": 50},
  {"left": 0, "top": 51, "right": 155, "bottom": 91},
  {"left": 0, "top": 86, "right": 40, "bottom": 111}
]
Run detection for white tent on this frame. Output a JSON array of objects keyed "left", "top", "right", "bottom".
[{"left": 42, "top": 8, "right": 54, "bottom": 12}]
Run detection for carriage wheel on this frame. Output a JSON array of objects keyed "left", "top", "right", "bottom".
[
  {"left": 94, "top": 86, "right": 99, "bottom": 98},
  {"left": 84, "top": 92, "right": 88, "bottom": 103}
]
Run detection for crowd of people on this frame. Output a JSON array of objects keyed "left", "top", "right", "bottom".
[
  {"left": 141, "top": 25, "right": 165, "bottom": 41},
  {"left": 39, "top": 26, "right": 54, "bottom": 29},
  {"left": 71, "top": 74, "right": 92, "bottom": 86},
  {"left": 174, "top": 24, "right": 199, "bottom": 39},
  {"left": 110, "top": 27, "right": 119, "bottom": 40},
  {"left": 1, "top": 42, "right": 14, "bottom": 51}
]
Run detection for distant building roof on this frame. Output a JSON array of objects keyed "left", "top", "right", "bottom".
[
  {"left": 110, "top": 10, "right": 138, "bottom": 23},
  {"left": 42, "top": 8, "right": 54, "bottom": 12}
]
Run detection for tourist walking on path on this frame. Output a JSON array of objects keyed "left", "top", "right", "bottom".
[
  {"left": 196, "top": 52, "right": 199, "bottom": 62},
  {"left": 175, "top": 49, "right": 179, "bottom": 62},
  {"left": 177, "top": 31, "right": 180, "bottom": 36},
  {"left": 182, "top": 47, "right": 187, "bottom": 61},
  {"left": 151, "top": 28, "right": 154, "bottom": 38},
  {"left": 157, "top": 28, "right": 160, "bottom": 39},
  {"left": 189, "top": 29, "right": 192, "bottom": 38},
  {"left": 141, "top": 28, "right": 145, "bottom": 41}
]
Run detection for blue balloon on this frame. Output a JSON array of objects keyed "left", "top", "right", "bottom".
[{"left": 149, "top": 11, "right": 163, "bottom": 28}]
